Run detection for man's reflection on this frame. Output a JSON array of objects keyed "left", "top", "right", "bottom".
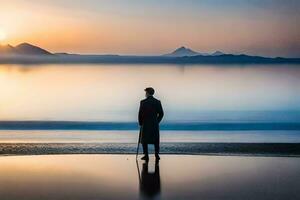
[{"left": 139, "top": 160, "right": 161, "bottom": 199}]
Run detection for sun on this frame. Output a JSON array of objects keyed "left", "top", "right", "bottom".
[{"left": 0, "top": 30, "right": 6, "bottom": 42}]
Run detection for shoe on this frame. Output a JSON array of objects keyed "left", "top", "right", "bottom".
[
  {"left": 141, "top": 155, "right": 149, "bottom": 161},
  {"left": 155, "top": 154, "right": 160, "bottom": 161}
]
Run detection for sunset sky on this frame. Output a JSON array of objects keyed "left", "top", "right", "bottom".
[{"left": 0, "top": 0, "right": 299, "bottom": 57}]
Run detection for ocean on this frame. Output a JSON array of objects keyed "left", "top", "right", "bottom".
[{"left": 0, "top": 64, "right": 299, "bottom": 155}]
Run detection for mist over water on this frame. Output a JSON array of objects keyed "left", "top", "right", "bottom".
[{"left": 0, "top": 64, "right": 299, "bottom": 122}]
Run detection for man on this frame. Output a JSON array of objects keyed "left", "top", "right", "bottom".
[{"left": 138, "top": 87, "right": 164, "bottom": 161}]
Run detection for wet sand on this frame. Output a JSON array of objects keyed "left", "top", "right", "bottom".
[
  {"left": 1, "top": 143, "right": 300, "bottom": 156},
  {"left": 0, "top": 155, "right": 299, "bottom": 200}
]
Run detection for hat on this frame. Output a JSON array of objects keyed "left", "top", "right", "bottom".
[{"left": 144, "top": 87, "right": 155, "bottom": 95}]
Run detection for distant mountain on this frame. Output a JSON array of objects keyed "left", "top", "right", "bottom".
[
  {"left": 163, "top": 46, "right": 226, "bottom": 57},
  {"left": 0, "top": 43, "right": 299, "bottom": 64},
  {"left": 212, "top": 51, "right": 224, "bottom": 56},
  {"left": 163, "top": 46, "right": 200, "bottom": 57},
  {"left": 0, "top": 43, "right": 52, "bottom": 55},
  {"left": 15, "top": 43, "right": 52, "bottom": 55}
]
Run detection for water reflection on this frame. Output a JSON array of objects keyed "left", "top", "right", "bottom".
[
  {"left": 137, "top": 160, "right": 161, "bottom": 199},
  {"left": 0, "top": 155, "right": 299, "bottom": 200}
]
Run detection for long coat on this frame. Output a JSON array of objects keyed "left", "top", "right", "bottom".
[{"left": 138, "top": 96, "right": 164, "bottom": 144}]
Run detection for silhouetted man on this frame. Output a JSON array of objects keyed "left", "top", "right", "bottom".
[{"left": 138, "top": 87, "right": 164, "bottom": 161}]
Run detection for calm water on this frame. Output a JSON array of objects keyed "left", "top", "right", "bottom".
[
  {"left": 0, "top": 64, "right": 300, "bottom": 122},
  {"left": 0, "top": 155, "right": 299, "bottom": 200},
  {"left": 0, "top": 64, "right": 300, "bottom": 144},
  {"left": 0, "top": 130, "right": 300, "bottom": 143}
]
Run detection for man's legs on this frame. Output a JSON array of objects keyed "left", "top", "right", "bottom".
[
  {"left": 141, "top": 142, "right": 160, "bottom": 160},
  {"left": 141, "top": 143, "right": 149, "bottom": 160},
  {"left": 154, "top": 142, "right": 159, "bottom": 155},
  {"left": 154, "top": 142, "right": 160, "bottom": 160},
  {"left": 142, "top": 143, "right": 148, "bottom": 155}
]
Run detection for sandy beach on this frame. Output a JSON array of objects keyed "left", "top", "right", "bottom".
[{"left": 0, "top": 154, "right": 299, "bottom": 200}]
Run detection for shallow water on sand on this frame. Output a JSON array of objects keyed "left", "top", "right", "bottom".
[
  {"left": 1, "top": 130, "right": 300, "bottom": 143},
  {"left": 0, "top": 155, "right": 299, "bottom": 200},
  {"left": 1, "top": 130, "right": 299, "bottom": 156}
]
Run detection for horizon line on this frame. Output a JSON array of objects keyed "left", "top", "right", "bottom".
[{"left": 2, "top": 42, "right": 300, "bottom": 59}]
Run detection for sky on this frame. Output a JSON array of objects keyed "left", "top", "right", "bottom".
[{"left": 0, "top": 0, "right": 299, "bottom": 57}]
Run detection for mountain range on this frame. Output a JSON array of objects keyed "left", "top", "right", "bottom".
[
  {"left": 163, "top": 46, "right": 224, "bottom": 57},
  {"left": 0, "top": 43, "right": 299, "bottom": 64},
  {"left": 0, "top": 43, "right": 52, "bottom": 55}
]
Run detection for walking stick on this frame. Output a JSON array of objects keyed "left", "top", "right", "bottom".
[
  {"left": 136, "top": 127, "right": 141, "bottom": 160},
  {"left": 136, "top": 157, "right": 141, "bottom": 184}
]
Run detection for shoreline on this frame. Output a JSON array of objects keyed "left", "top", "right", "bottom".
[
  {"left": 1, "top": 142, "right": 299, "bottom": 157},
  {"left": 1, "top": 54, "right": 300, "bottom": 65},
  {"left": 1, "top": 153, "right": 300, "bottom": 158}
]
